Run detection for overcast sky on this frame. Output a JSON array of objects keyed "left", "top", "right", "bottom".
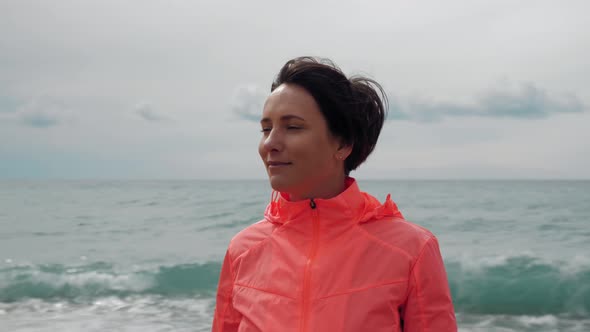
[{"left": 1, "top": 0, "right": 589, "bottom": 179}]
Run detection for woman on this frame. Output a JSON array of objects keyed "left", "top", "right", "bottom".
[{"left": 212, "top": 57, "right": 457, "bottom": 331}]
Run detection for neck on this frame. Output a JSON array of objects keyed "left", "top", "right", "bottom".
[{"left": 289, "top": 174, "right": 347, "bottom": 202}]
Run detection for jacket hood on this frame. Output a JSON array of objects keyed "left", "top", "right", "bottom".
[{"left": 263, "top": 177, "right": 403, "bottom": 225}]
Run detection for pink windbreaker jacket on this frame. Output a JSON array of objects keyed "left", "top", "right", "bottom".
[{"left": 212, "top": 178, "right": 457, "bottom": 332}]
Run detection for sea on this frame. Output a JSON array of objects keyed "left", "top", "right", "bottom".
[{"left": 0, "top": 179, "right": 589, "bottom": 332}]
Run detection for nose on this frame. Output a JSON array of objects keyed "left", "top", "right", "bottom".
[{"left": 262, "top": 128, "right": 283, "bottom": 153}]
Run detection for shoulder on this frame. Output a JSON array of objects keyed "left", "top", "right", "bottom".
[
  {"left": 357, "top": 217, "right": 436, "bottom": 259},
  {"left": 226, "top": 219, "right": 276, "bottom": 260}
]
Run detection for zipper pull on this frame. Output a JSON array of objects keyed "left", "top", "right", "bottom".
[{"left": 310, "top": 198, "right": 316, "bottom": 209}]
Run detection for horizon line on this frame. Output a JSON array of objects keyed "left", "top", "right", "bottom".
[{"left": 1, "top": 177, "right": 589, "bottom": 181}]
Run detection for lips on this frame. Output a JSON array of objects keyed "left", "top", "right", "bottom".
[{"left": 267, "top": 161, "right": 292, "bottom": 167}]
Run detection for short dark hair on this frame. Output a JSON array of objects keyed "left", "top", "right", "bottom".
[{"left": 271, "top": 56, "right": 387, "bottom": 175}]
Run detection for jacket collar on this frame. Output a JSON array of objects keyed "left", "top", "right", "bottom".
[{"left": 263, "top": 177, "right": 403, "bottom": 225}]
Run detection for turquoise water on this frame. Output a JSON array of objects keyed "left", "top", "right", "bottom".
[{"left": 1, "top": 180, "right": 589, "bottom": 331}]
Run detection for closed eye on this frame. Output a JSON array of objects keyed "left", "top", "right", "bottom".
[{"left": 260, "top": 126, "right": 301, "bottom": 133}]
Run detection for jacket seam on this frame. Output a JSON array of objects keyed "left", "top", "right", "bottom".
[
  {"left": 414, "top": 268, "right": 427, "bottom": 332},
  {"left": 408, "top": 236, "right": 435, "bottom": 332},
  {"left": 234, "top": 282, "right": 297, "bottom": 300},
  {"left": 242, "top": 315, "right": 265, "bottom": 331},
  {"left": 316, "top": 279, "right": 408, "bottom": 300},
  {"left": 231, "top": 221, "right": 279, "bottom": 265},
  {"left": 408, "top": 236, "right": 435, "bottom": 276},
  {"left": 354, "top": 225, "right": 413, "bottom": 259},
  {"left": 218, "top": 244, "right": 236, "bottom": 332}
]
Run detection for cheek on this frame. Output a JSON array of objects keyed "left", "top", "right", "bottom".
[
  {"left": 258, "top": 136, "right": 267, "bottom": 159},
  {"left": 298, "top": 138, "right": 333, "bottom": 167}
]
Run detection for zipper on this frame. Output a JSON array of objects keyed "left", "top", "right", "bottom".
[{"left": 300, "top": 198, "right": 319, "bottom": 332}]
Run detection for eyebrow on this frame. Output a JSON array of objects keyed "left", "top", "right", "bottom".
[{"left": 260, "top": 114, "right": 305, "bottom": 123}]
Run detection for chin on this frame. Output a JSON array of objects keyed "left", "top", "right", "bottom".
[{"left": 268, "top": 175, "right": 294, "bottom": 194}]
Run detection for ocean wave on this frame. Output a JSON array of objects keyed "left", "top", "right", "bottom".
[
  {"left": 2, "top": 255, "right": 589, "bottom": 318},
  {"left": 446, "top": 254, "right": 590, "bottom": 317},
  {"left": 0, "top": 262, "right": 221, "bottom": 302}
]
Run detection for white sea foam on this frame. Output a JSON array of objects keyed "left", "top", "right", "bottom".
[
  {"left": 20, "top": 269, "right": 154, "bottom": 292},
  {"left": 457, "top": 314, "right": 590, "bottom": 332},
  {"left": 449, "top": 251, "right": 590, "bottom": 275},
  {"left": 517, "top": 314, "right": 559, "bottom": 327},
  {"left": 0, "top": 296, "right": 215, "bottom": 332}
]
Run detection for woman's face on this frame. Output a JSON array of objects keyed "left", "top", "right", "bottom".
[{"left": 259, "top": 83, "right": 346, "bottom": 199}]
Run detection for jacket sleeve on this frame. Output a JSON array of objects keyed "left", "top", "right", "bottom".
[
  {"left": 401, "top": 236, "right": 457, "bottom": 332},
  {"left": 211, "top": 248, "right": 242, "bottom": 332}
]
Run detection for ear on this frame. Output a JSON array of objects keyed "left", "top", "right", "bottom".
[{"left": 335, "top": 143, "right": 353, "bottom": 161}]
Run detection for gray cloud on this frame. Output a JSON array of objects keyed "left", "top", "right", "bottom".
[
  {"left": 21, "top": 112, "right": 59, "bottom": 128},
  {"left": 389, "top": 83, "right": 587, "bottom": 122},
  {"left": 15, "top": 96, "right": 72, "bottom": 128},
  {"left": 232, "top": 82, "right": 586, "bottom": 124},
  {"left": 135, "top": 103, "right": 170, "bottom": 122},
  {"left": 231, "top": 85, "right": 269, "bottom": 122}
]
